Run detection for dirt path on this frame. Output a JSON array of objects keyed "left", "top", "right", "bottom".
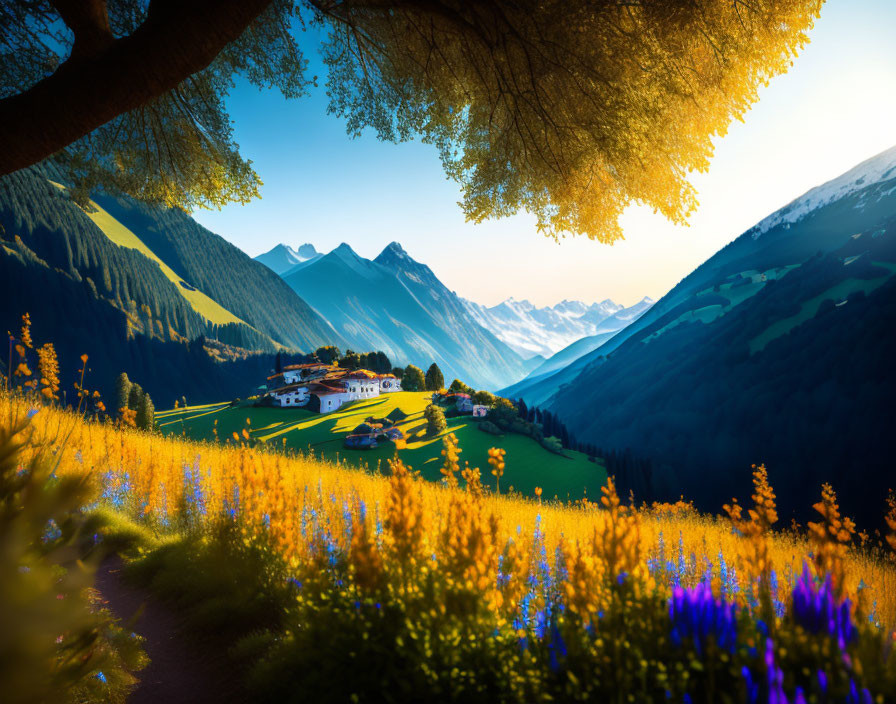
[{"left": 94, "top": 558, "right": 245, "bottom": 704}]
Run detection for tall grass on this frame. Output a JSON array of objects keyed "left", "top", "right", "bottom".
[{"left": 7, "top": 391, "right": 896, "bottom": 702}]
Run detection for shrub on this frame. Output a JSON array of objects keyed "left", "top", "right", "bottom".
[
  {"left": 540, "top": 435, "right": 564, "bottom": 455},
  {"left": 477, "top": 420, "right": 503, "bottom": 436},
  {"left": 0, "top": 411, "right": 146, "bottom": 704},
  {"left": 423, "top": 403, "right": 447, "bottom": 435},
  {"left": 472, "top": 390, "right": 496, "bottom": 407}
]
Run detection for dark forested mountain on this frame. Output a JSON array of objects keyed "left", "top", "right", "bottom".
[
  {"left": 0, "top": 164, "right": 343, "bottom": 407},
  {"left": 544, "top": 146, "right": 896, "bottom": 524},
  {"left": 282, "top": 242, "right": 531, "bottom": 389}
]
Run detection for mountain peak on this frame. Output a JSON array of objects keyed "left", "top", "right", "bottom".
[
  {"left": 382, "top": 241, "right": 407, "bottom": 256},
  {"left": 331, "top": 242, "right": 359, "bottom": 258},
  {"left": 375, "top": 241, "right": 425, "bottom": 272},
  {"left": 255, "top": 242, "right": 319, "bottom": 275},
  {"left": 750, "top": 144, "right": 896, "bottom": 238}
]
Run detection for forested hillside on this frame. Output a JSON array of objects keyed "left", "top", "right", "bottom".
[
  {"left": 0, "top": 164, "right": 344, "bottom": 407},
  {"left": 549, "top": 182, "right": 896, "bottom": 525}
]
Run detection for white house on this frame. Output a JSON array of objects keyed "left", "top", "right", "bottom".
[
  {"left": 310, "top": 386, "right": 355, "bottom": 413},
  {"left": 270, "top": 385, "right": 310, "bottom": 407},
  {"left": 338, "top": 372, "right": 381, "bottom": 400},
  {"left": 266, "top": 367, "right": 406, "bottom": 414},
  {"left": 379, "top": 374, "right": 402, "bottom": 393}
]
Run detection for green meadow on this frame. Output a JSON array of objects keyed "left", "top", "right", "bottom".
[{"left": 156, "top": 391, "right": 606, "bottom": 501}]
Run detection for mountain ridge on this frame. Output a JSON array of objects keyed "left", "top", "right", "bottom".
[
  {"left": 541, "top": 144, "right": 896, "bottom": 523},
  {"left": 280, "top": 241, "right": 531, "bottom": 389}
]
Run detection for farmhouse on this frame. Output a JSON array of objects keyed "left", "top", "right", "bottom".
[{"left": 266, "top": 365, "right": 402, "bottom": 413}]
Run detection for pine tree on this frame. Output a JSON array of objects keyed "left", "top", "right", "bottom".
[
  {"left": 128, "top": 383, "right": 144, "bottom": 411},
  {"left": 275, "top": 351, "right": 283, "bottom": 374},
  {"left": 136, "top": 393, "right": 155, "bottom": 431},
  {"left": 115, "top": 373, "right": 131, "bottom": 414},
  {"left": 424, "top": 363, "right": 444, "bottom": 391},
  {"left": 518, "top": 398, "right": 529, "bottom": 422}
]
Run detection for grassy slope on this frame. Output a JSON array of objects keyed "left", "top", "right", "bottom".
[
  {"left": 750, "top": 261, "right": 896, "bottom": 353},
  {"left": 50, "top": 182, "right": 245, "bottom": 328},
  {"left": 156, "top": 391, "right": 606, "bottom": 501}
]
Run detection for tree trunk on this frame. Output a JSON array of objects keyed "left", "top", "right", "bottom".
[{"left": 0, "top": 0, "right": 272, "bottom": 176}]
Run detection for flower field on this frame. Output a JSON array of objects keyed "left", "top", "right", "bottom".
[{"left": 6, "top": 392, "right": 896, "bottom": 703}]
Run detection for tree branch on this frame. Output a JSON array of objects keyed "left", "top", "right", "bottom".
[
  {"left": 0, "top": 0, "right": 273, "bottom": 177},
  {"left": 49, "top": 0, "right": 114, "bottom": 60}
]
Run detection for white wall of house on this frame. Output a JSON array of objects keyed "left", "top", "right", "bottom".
[
  {"left": 341, "top": 380, "right": 380, "bottom": 401},
  {"left": 273, "top": 387, "right": 309, "bottom": 407},
  {"left": 317, "top": 392, "right": 354, "bottom": 413},
  {"left": 379, "top": 377, "right": 402, "bottom": 393}
]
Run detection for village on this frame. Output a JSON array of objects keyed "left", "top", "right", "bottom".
[
  {"left": 263, "top": 362, "right": 490, "bottom": 450},
  {"left": 265, "top": 361, "right": 403, "bottom": 413}
]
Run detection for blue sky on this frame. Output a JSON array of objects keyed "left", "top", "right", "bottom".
[{"left": 194, "top": 0, "right": 896, "bottom": 307}]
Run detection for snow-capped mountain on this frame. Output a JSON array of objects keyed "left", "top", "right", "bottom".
[
  {"left": 462, "top": 296, "right": 652, "bottom": 359},
  {"left": 254, "top": 243, "right": 321, "bottom": 275},
  {"left": 750, "top": 145, "right": 896, "bottom": 238}
]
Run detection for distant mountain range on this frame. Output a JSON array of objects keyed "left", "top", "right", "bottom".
[
  {"left": 520, "top": 145, "right": 896, "bottom": 524},
  {"left": 461, "top": 296, "right": 653, "bottom": 359},
  {"left": 256, "top": 241, "right": 535, "bottom": 389},
  {"left": 254, "top": 243, "right": 321, "bottom": 276}
]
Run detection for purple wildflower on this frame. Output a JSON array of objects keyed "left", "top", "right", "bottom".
[{"left": 669, "top": 583, "right": 738, "bottom": 656}]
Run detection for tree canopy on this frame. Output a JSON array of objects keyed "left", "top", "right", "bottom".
[
  {"left": 424, "top": 362, "right": 444, "bottom": 391},
  {"left": 1, "top": 0, "right": 822, "bottom": 240}
]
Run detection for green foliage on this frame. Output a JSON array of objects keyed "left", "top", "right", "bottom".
[
  {"left": 127, "top": 382, "right": 143, "bottom": 412},
  {"left": 2, "top": 1, "right": 311, "bottom": 211},
  {"left": 401, "top": 364, "right": 426, "bottom": 392},
  {"left": 0, "top": 411, "right": 146, "bottom": 703},
  {"left": 540, "top": 436, "right": 564, "bottom": 455},
  {"left": 114, "top": 372, "right": 131, "bottom": 414},
  {"left": 477, "top": 420, "right": 503, "bottom": 436},
  {"left": 424, "top": 362, "right": 444, "bottom": 391},
  {"left": 314, "top": 346, "right": 341, "bottom": 364},
  {"left": 0, "top": 164, "right": 339, "bottom": 370},
  {"left": 449, "top": 379, "right": 474, "bottom": 395},
  {"left": 136, "top": 392, "right": 155, "bottom": 431},
  {"left": 340, "top": 350, "right": 361, "bottom": 369},
  {"left": 126, "top": 520, "right": 293, "bottom": 646},
  {"left": 423, "top": 403, "right": 447, "bottom": 435},
  {"left": 472, "top": 390, "right": 497, "bottom": 407}
]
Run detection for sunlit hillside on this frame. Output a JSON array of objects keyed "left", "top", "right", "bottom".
[
  {"left": 10, "top": 393, "right": 895, "bottom": 631},
  {"left": 155, "top": 391, "right": 606, "bottom": 501}
]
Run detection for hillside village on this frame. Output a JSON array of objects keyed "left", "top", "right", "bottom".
[{"left": 265, "top": 362, "right": 402, "bottom": 413}]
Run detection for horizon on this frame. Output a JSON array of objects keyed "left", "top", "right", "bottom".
[{"left": 192, "top": 0, "right": 896, "bottom": 308}]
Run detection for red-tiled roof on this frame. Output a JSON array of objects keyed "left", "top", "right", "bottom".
[
  {"left": 270, "top": 383, "right": 310, "bottom": 394},
  {"left": 307, "top": 383, "right": 347, "bottom": 397}
]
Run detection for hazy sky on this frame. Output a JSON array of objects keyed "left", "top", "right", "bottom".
[{"left": 194, "top": 0, "right": 896, "bottom": 308}]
